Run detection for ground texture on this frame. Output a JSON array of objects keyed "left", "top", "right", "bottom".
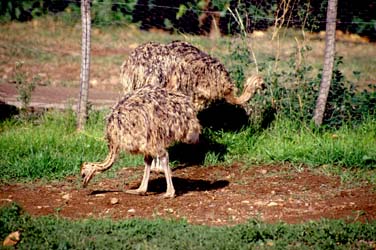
[{"left": 1, "top": 164, "right": 375, "bottom": 226}]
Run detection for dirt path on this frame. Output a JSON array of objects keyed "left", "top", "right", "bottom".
[
  {"left": 0, "top": 83, "right": 121, "bottom": 110},
  {"left": 1, "top": 164, "right": 375, "bottom": 226}
]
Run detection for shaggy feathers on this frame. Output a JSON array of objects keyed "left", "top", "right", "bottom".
[
  {"left": 120, "top": 40, "right": 264, "bottom": 112},
  {"left": 81, "top": 85, "right": 201, "bottom": 198}
]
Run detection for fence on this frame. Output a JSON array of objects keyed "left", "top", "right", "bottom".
[{"left": 1, "top": 0, "right": 375, "bottom": 40}]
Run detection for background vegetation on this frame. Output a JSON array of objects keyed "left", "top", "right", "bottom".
[{"left": 1, "top": 0, "right": 376, "bottom": 40}]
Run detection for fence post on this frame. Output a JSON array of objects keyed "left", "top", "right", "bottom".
[
  {"left": 313, "top": 0, "right": 338, "bottom": 126},
  {"left": 77, "top": 0, "right": 91, "bottom": 130}
]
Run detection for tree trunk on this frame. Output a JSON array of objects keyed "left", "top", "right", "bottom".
[
  {"left": 77, "top": 0, "right": 91, "bottom": 130},
  {"left": 313, "top": 0, "right": 338, "bottom": 126}
]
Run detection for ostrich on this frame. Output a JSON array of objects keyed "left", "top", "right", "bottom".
[
  {"left": 80, "top": 84, "right": 201, "bottom": 198},
  {"left": 120, "top": 40, "right": 265, "bottom": 112},
  {"left": 120, "top": 41, "right": 264, "bottom": 172}
]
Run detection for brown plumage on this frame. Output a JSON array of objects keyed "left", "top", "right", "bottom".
[
  {"left": 80, "top": 84, "right": 201, "bottom": 198},
  {"left": 120, "top": 40, "right": 264, "bottom": 112}
]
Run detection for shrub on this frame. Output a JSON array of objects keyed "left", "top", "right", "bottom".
[{"left": 245, "top": 50, "right": 375, "bottom": 129}]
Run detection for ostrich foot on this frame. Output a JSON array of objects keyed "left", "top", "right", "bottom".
[
  {"left": 126, "top": 189, "right": 147, "bottom": 195},
  {"left": 163, "top": 190, "right": 175, "bottom": 198}
]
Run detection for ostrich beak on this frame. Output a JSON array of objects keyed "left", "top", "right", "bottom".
[{"left": 80, "top": 164, "right": 96, "bottom": 188}]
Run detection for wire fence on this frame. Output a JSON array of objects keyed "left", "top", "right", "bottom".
[
  {"left": 0, "top": 0, "right": 375, "bottom": 93},
  {"left": 3, "top": 0, "right": 375, "bottom": 38}
]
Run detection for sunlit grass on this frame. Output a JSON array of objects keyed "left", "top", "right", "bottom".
[
  {"left": 0, "top": 110, "right": 142, "bottom": 182},
  {"left": 211, "top": 117, "right": 376, "bottom": 169},
  {"left": 1, "top": 110, "right": 374, "bottom": 183}
]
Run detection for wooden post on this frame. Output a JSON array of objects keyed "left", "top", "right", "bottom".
[
  {"left": 313, "top": 0, "right": 338, "bottom": 126},
  {"left": 77, "top": 0, "right": 91, "bottom": 130}
]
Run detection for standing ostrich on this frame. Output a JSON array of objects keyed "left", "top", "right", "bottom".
[
  {"left": 120, "top": 41, "right": 264, "bottom": 172},
  {"left": 120, "top": 40, "right": 264, "bottom": 112},
  {"left": 80, "top": 84, "right": 201, "bottom": 198}
]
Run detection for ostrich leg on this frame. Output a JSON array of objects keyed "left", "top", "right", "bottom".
[
  {"left": 126, "top": 155, "right": 152, "bottom": 195},
  {"left": 160, "top": 153, "right": 175, "bottom": 198}
]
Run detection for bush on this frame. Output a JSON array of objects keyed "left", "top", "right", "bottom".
[
  {"left": 91, "top": 0, "right": 136, "bottom": 26},
  {"left": 246, "top": 51, "right": 375, "bottom": 128},
  {"left": 0, "top": 0, "right": 68, "bottom": 23}
]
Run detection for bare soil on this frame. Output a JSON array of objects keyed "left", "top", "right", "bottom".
[
  {"left": 0, "top": 83, "right": 120, "bottom": 110},
  {"left": 0, "top": 84, "right": 375, "bottom": 226},
  {"left": 1, "top": 164, "right": 375, "bottom": 226}
]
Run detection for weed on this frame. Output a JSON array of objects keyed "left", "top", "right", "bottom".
[{"left": 12, "top": 61, "right": 40, "bottom": 115}]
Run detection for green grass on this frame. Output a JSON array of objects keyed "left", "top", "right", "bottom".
[
  {"left": 208, "top": 117, "right": 376, "bottom": 185},
  {"left": 204, "top": 117, "right": 376, "bottom": 168},
  {"left": 234, "top": 118, "right": 375, "bottom": 168},
  {"left": 0, "top": 110, "right": 142, "bottom": 182},
  {"left": 1, "top": 203, "right": 376, "bottom": 250},
  {"left": 1, "top": 110, "right": 375, "bottom": 183}
]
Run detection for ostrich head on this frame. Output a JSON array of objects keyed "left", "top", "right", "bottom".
[
  {"left": 80, "top": 162, "right": 98, "bottom": 187},
  {"left": 245, "top": 75, "right": 266, "bottom": 91}
]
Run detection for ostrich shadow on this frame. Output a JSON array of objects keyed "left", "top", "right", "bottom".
[
  {"left": 133, "top": 177, "right": 229, "bottom": 196},
  {"left": 89, "top": 178, "right": 229, "bottom": 197},
  {"left": 198, "top": 99, "right": 276, "bottom": 131},
  {"left": 168, "top": 133, "right": 227, "bottom": 166}
]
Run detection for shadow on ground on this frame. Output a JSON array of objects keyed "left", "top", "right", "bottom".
[
  {"left": 147, "top": 177, "right": 229, "bottom": 196},
  {"left": 89, "top": 177, "right": 230, "bottom": 197}
]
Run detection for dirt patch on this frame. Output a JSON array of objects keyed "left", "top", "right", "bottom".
[
  {"left": 1, "top": 164, "right": 375, "bottom": 226},
  {"left": 0, "top": 83, "right": 121, "bottom": 110}
]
